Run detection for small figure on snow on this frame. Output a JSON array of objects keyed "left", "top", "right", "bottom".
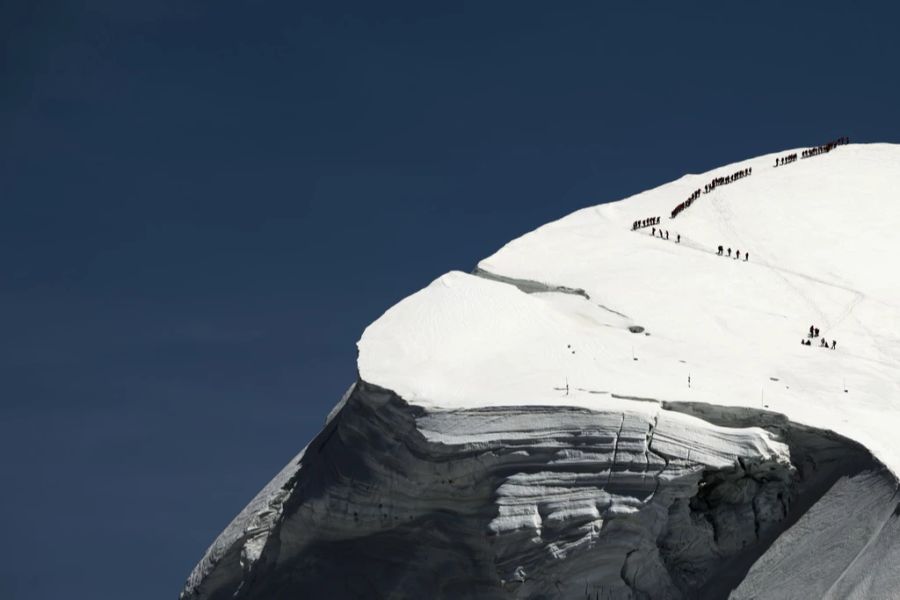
[
  {"left": 832, "top": 340, "right": 837, "bottom": 350},
  {"left": 745, "top": 252, "right": 749, "bottom": 262},
  {"left": 665, "top": 230, "right": 669, "bottom": 240},
  {"left": 677, "top": 234, "right": 681, "bottom": 243},
  {"left": 717, "top": 245, "right": 723, "bottom": 255},
  {"left": 727, "top": 248, "right": 732, "bottom": 257},
  {"left": 652, "top": 227, "right": 656, "bottom": 236},
  {"left": 736, "top": 250, "right": 741, "bottom": 260},
  {"left": 809, "top": 325, "right": 815, "bottom": 338}
]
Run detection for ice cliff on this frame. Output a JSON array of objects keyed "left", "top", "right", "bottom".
[{"left": 182, "top": 143, "right": 900, "bottom": 599}]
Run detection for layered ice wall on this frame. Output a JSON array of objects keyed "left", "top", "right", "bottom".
[
  {"left": 182, "top": 144, "right": 900, "bottom": 599},
  {"left": 181, "top": 382, "right": 895, "bottom": 600}
]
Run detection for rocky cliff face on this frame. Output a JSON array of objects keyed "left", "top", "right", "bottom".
[{"left": 181, "top": 381, "right": 895, "bottom": 600}]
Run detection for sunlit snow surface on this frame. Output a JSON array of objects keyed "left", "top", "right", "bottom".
[{"left": 360, "top": 143, "right": 900, "bottom": 475}]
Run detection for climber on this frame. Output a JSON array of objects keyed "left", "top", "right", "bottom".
[
  {"left": 677, "top": 234, "right": 681, "bottom": 243},
  {"left": 736, "top": 250, "right": 741, "bottom": 260},
  {"left": 717, "top": 245, "right": 723, "bottom": 255},
  {"left": 832, "top": 340, "right": 837, "bottom": 350},
  {"left": 665, "top": 230, "right": 669, "bottom": 240},
  {"left": 652, "top": 227, "right": 656, "bottom": 236},
  {"left": 727, "top": 248, "right": 732, "bottom": 257},
  {"left": 744, "top": 252, "right": 749, "bottom": 262}
]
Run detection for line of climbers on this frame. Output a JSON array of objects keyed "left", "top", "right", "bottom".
[
  {"left": 648, "top": 226, "right": 680, "bottom": 243},
  {"left": 648, "top": 136, "right": 850, "bottom": 228},
  {"left": 705, "top": 168, "right": 751, "bottom": 194},
  {"left": 802, "top": 136, "right": 850, "bottom": 158},
  {"left": 716, "top": 245, "right": 749, "bottom": 262},
  {"left": 776, "top": 136, "right": 850, "bottom": 167},
  {"left": 632, "top": 216, "right": 660, "bottom": 230},
  {"left": 801, "top": 324, "right": 837, "bottom": 350},
  {"left": 775, "top": 153, "right": 798, "bottom": 167},
  {"left": 670, "top": 189, "right": 701, "bottom": 219},
  {"left": 671, "top": 167, "right": 752, "bottom": 219}
]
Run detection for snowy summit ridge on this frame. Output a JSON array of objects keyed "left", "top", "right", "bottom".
[{"left": 183, "top": 143, "right": 900, "bottom": 600}]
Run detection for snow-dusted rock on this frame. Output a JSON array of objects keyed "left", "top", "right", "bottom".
[{"left": 182, "top": 144, "right": 900, "bottom": 599}]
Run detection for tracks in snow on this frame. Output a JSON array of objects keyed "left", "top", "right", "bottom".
[{"left": 661, "top": 196, "right": 866, "bottom": 333}]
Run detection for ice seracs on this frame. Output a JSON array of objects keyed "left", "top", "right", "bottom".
[{"left": 182, "top": 143, "right": 900, "bottom": 600}]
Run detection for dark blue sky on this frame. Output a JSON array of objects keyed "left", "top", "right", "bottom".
[{"left": 2, "top": 2, "right": 898, "bottom": 598}]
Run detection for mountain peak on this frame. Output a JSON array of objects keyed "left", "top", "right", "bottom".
[{"left": 183, "top": 142, "right": 900, "bottom": 600}]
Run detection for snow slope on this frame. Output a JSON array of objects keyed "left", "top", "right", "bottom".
[
  {"left": 182, "top": 143, "right": 900, "bottom": 600},
  {"left": 361, "top": 143, "right": 900, "bottom": 475}
]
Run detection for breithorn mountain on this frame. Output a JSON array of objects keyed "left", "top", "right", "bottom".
[{"left": 182, "top": 143, "right": 900, "bottom": 599}]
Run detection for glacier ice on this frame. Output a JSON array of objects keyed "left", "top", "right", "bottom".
[{"left": 181, "top": 382, "right": 894, "bottom": 599}]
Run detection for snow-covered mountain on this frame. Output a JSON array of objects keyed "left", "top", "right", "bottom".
[{"left": 181, "top": 143, "right": 900, "bottom": 599}]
